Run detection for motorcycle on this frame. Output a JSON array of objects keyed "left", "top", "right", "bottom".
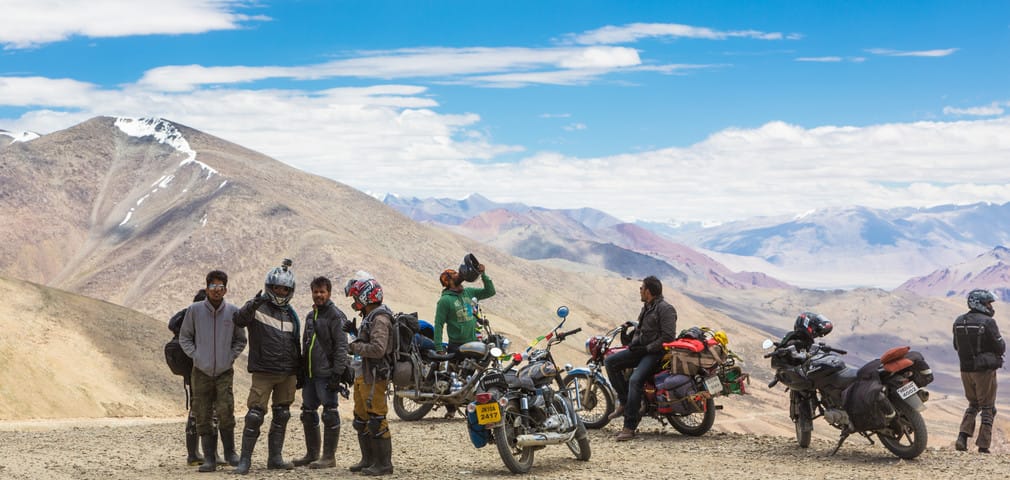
[
  {"left": 392, "top": 298, "right": 511, "bottom": 420},
  {"left": 564, "top": 322, "right": 739, "bottom": 436},
  {"left": 465, "top": 306, "right": 591, "bottom": 474},
  {"left": 763, "top": 323, "right": 932, "bottom": 459}
]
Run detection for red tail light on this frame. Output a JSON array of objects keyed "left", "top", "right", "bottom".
[{"left": 475, "top": 392, "right": 493, "bottom": 404}]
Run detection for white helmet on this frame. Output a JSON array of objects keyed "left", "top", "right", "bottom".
[{"left": 264, "top": 259, "right": 296, "bottom": 307}]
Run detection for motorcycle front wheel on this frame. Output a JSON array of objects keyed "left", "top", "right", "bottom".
[
  {"left": 791, "top": 391, "right": 813, "bottom": 448},
  {"left": 562, "top": 373, "right": 614, "bottom": 429},
  {"left": 878, "top": 399, "right": 928, "bottom": 459},
  {"left": 494, "top": 402, "right": 535, "bottom": 473},
  {"left": 392, "top": 391, "right": 434, "bottom": 421},
  {"left": 667, "top": 397, "right": 716, "bottom": 436}
]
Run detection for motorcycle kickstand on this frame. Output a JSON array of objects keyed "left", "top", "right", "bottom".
[{"left": 830, "top": 429, "right": 851, "bottom": 456}]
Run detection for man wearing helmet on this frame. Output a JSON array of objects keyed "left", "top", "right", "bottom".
[
  {"left": 433, "top": 255, "right": 495, "bottom": 355},
  {"left": 345, "top": 277, "right": 396, "bottom": 476},
  {"left": 604, "top": 275, "right": 678, "bottom": 441},
  {"left": 232, "top": 261, "right": 302, "bottom": 474},
  {"left": 953, "top": 289, "right": 1005, "bottom": 453}
]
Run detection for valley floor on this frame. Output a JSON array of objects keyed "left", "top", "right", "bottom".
[{"left": 1, "top": 412, "right": 1006, "bottom": 480}]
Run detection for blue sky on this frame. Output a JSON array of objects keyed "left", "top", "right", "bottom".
[{"left": 1, "top": 0, "right": 1008, "bottom": 223}]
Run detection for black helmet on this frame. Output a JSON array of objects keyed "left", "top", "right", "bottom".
[
  {"left": 794, "top": 312, "right": 833, "bottom": 339},
  {"left": 967, "top": 289, "right": 997, "bottom": 316},
  {"left": 458, "top": 253, "right": 481, "bottom": 283}
]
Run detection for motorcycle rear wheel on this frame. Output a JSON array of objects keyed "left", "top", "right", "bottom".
[
  {"left": 392, "top": 392, "right": 435, "bottom": 421},
  {"left": 562, "top": 373, "right": 614, "bottom": 429},
  {"left": 878, "top": 399, "right": 928, "bottom": 459},
  {"left": 667, "top": 397, "right": 716, "bottom": 436},
  {"left": 553, "top": 396, "right": 591, "bottom": 461},
  {"left": 494, "top": 403, "right": 535, "bottom": 473}
]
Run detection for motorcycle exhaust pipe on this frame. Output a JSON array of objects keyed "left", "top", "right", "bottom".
[
  {"left": 515, "top": 431, "right": 576, "bottom": 447},
  {"left": 394, "top": 389, "right": 469, "bottom": 403}
]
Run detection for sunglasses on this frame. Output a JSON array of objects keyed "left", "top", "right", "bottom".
[{"left": 207, "top": 284, "right": 226, "bottom": 290}]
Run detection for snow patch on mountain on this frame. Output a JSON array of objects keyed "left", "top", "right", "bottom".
[
  {"left": 114, "top": 117, "right": 217, "bottom": 179},
  {"left": 0, "top": 129, "right": 40, "bottom": 144}
]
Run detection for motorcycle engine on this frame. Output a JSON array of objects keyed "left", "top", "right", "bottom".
[
  {"left": 543, "top": 413, "right": 572, "bottom": 431},
  {"left": 823, "top": 408, "right": 850, "bottom": 428}
]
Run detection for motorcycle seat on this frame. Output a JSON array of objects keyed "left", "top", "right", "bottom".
[{"left": 425, "top": 350, "right": 456, "bottom": 362}]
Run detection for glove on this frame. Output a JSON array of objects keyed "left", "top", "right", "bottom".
[
  {"left": 343, "top": 318, "right": 358, "bottom": 336},
  {"left": 251, "top": 290, "right": 268, "bottom": 307}
]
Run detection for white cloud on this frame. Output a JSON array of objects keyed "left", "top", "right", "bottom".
[
  {"left": 563, "top": 123, "right": 587, "bottom": 132},
  {"left": 567, "top": 22, "right": 798, "bottom": 45},
  {"left": 0, "top": 0, "right": 266, "bottom": 49},
  {"left": 795, "top": 56, "right": 843, "bottom": 62},
  {"left": 943, "top": 102, "right": 1006, "bottom": 117},
  {"left": 867, "top": 48, "right": 958, "bottom": 57},
  {"left": 539, "top": 113, "right": 571, "bottom": 119}
]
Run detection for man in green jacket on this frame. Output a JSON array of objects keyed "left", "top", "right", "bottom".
[{"left": 433, "top": 261, "right": 496, "bottom": 355}]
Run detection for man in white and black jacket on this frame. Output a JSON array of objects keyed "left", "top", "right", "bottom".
[{"left": 953, "top": 289, "right": 1006, "bottom": 454}]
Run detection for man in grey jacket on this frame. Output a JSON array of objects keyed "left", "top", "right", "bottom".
[{"left": 179, "top": 270, "right": 248, "bottom": 472}]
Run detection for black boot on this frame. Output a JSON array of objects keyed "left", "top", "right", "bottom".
[
  {"left": 220, "top": 427, "right": 240, "bottom": 466},
  {"left": 233, "top": 409, "right": 263, "bottom": 475},
  {"left": 955, "top": 432, "right": 969, "bottom": 451},
  {"left": 198, "top": 434, "right": 218, "bottom": 472},
  {"left": 186, "top": 416, "right": 204, "bottom": 466},
  {"left": 266, "top": 406, "right": 294, "bottom": 470},
  {"left": 292, "top": 411, "right": 320, "bottom": 467},
  {"left": 361, "top": 436, "right": 393, "bottom": 476},
  {"left": 310, "top": 410, "right": 339, "bottom": 469},
  {"left": 348, "top": 431, "right": 374, "bottom": 472}
]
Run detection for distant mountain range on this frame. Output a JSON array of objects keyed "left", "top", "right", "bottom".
[
  {"left": 896, "top": 246, "right": 1010, "bottom": 301},
  {"left": 385, "top": 194, "right": 1010, "bottom": 292}
]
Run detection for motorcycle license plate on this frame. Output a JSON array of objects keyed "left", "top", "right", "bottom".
[
  {"left": 704, "top": 375, "right": 723, "bottom": 394},
  {"left": 476, "top": 403, "right": 501, "bottom": 425},
  {"left": 896, "top": 381, "right": 919, "bottom": 399}
]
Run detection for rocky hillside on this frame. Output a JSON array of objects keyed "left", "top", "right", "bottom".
[{"left": 896, "top": 246, "right": 1010, "bottom": 301}]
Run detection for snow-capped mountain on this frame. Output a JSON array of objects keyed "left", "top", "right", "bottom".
[
  {"left": 895, "top": 246, "right": 1010, "bottom": 300},
  {"left": 0, "top": 129, "right": 41, "bottom": 144}
]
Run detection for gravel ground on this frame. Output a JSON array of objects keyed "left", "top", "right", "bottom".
[{"left": 1, "top": 413, "right": 1006, "bottom": 480}]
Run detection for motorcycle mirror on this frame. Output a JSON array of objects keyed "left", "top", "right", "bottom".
[
  {"left": 556, "top": 306, "right": 569, "bottom": 319},
  {"left": 489, "top": 347, "right": 503, "bottom": 358},
  {"left": 761, "top": 339, "right": 774, "bottom": 349}
]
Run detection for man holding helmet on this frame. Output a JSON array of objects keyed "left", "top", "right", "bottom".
[
  {"left": 433, "top": 253, "right": 496, "bottom": 354},
  {"left": 232, "top": 260, "right": 302, "bottom": 474},
  {"left": 346, "top": 277, "right": 396, "bottom": 476},
  {"left": 953, "top": 289, "right": 1005, "bottom": 453}
]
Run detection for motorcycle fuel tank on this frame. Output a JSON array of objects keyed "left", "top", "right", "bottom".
[
  {"left": 458, "top": 341, "right": 489, "bottom": 360},
  {"left": 805, "top": 352, "right": 847, "bottom": 386}
]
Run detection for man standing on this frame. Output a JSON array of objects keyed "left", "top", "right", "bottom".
[
  {"left": 233, "top": 261, "right": 302, "bottom": 474},
  {"left": 953, "top": 289, "right": 1005, "bottom": 453},
  {"left": 292, "top": 276, "right": 350, "bottom": 469},
  {"left": 178, "top": 271, "right": 247, "bottom": 472},
  {"left": 604, "top": 275, "right": 678, "bottom": 441},
  {"left": 346, "top": 278, "right": 395, "bottom": 476},
  {"left": 433, "top": 258, "right": 495, "bottom": 354}
]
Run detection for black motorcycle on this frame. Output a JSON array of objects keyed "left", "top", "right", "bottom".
[
  {"left": 763, "top": 319, "right": 932, "bottom": 459},
  {"left": 392, "top": 298, "right": 511, "bottom": 420},
  {"left": 465, "top": 306, "right": 591, "bottom": 474}
]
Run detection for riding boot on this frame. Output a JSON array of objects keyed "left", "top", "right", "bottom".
[
  {"left": 219, "top": 427, "right": 240, "bottom": 466},
  {"left": 197, "top": 435, "right": 218, "bottom": 472},
  {"left": 348, "top": 431, "right": 374, "bottom": 472},
  {"left": 266, "top": 410, "right": 294, "bottom": 470},
  {"left": 310, "top": 410, "right": 339, "bottom": 469},
  {"left": 233, "top": 408, "right": 263, "bottom": 475},
  {"left": 361, "top": 436, "right": 393, "bottom": 476},
  {"left": 292, "top": 412, "right": 320, "bottom": 467},
  {"left": 186, "top": 416, "right": 204, "bottom": 465}
]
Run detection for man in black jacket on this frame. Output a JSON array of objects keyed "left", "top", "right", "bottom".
[
  {"left": 232, "top": 262, "right": 302, "bottom": 474},
  {"left": 953, "top": 289, "right": 1006, "bottom": 453},
  {"left": 604, "top": 276, "right": 678, "bottom": 441},
  {"left": 292, "top": 276, "right": 350, "bottom": 469}
]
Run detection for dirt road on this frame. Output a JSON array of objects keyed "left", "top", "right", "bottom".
[{"left": 1, "top": 413, "right": 1006, "bottom": 480}]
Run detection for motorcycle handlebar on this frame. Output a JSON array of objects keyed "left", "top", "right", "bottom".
[{"left": 558, "top": 328, "right": 582, "bottom": 340}]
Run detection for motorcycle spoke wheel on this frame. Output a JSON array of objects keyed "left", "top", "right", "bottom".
[
  {"left": 667, "top": 397, "right": 716, "bottom": 436},
  {"left": 493, "top": 404, "right": 535, "bottom": 474},
  {"left": 792, "top": 392, "right": 813, "bottom": 448},
  {"left": 392, "top": 392, "right": 434, "bottom": 421},
  {"left": 878, "top": 400, "right": 928, "bottom": 460},
  {"left": 563, "top": 374, "right": 613, "bottom": 429}
]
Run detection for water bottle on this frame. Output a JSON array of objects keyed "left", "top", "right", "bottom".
[{"left": 450, "top": 372, "right": 462, "bottom": 393}]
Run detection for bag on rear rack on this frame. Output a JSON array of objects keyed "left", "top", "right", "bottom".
[
  {"left": 842, "top": 359, "right": 895, "bottom": 431},
  {"left": 904, "top": 350, "right": 933, "bottom": 387},
  {"left": 389, "top": 312, "right": 421, "bottom": 387},
  {"left": 654, "top": 371, "right": 703, "bottom": 415}
]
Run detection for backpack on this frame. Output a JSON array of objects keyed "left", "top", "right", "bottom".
[
  {"left": 164, "top": 308, "right": 194, "bottom": 381},
  {"left": 842, "top": 359, "right": 895, "bottom": 431},
  {"left": 389, "top": 312, "right": 421, "bottom": 387}
]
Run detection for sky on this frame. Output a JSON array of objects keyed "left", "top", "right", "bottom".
[{"left": 1, "top": 0, "right": 1009, "bottom": 224}]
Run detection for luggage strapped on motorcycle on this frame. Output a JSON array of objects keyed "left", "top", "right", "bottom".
[
  {"left": 661, "top": 326, "right": 749, "bottom": 396},
  {"left": 389, "top": 311, "right": 422, "bottom": 387}
]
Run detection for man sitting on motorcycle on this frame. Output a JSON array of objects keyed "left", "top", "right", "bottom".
[{"left": 604, "top": 276, "right": 679, "bottom": 441}]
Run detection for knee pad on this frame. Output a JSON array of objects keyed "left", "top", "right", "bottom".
[
  {"left": 965, "top": 405, "right": 979, "bottom": 416},
  {"left": 353, "top": 417, "right": 368, "bottom": 435},
  {"left": 244, "top": 408, "right": 265, "bottom": 434},
  {"left": 185, "top": 415, "right": 198, "bottom": 435},
  {"left": 367, "top": 415, "right": 388, "bottom": 438},
  {"left": 980, "top": 407, "right": 996, "bottom": 425},
  {"left": 322, "top": 408, "right": 341, "bottom": 428},
  {"left": 272, "top": 404, "right": 291, "bottom": 426},
  {"left": 300, "top": 409, "right": 319, "bottom": 425}
]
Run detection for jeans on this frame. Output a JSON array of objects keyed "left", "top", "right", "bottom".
[
  {"left": 604, "top": 348, "right": 661, "bottom": 430},
  {"left": 302, "top": 376, "right": 340, "bottom": 411}
]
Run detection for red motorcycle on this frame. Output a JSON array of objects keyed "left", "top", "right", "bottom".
[{"left": 563, "top": 322, "right": 747, "bottom": 436}]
